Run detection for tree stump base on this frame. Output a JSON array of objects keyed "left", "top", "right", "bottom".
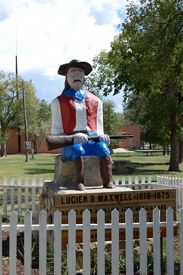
[{"left": 54, "top": 155, "right": 103, "bottom": 187}]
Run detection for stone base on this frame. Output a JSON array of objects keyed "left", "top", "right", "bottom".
[
  {"left": 36, "top": 181, "right": 132, "bottom": 223},
  {"left": 54, "top": 155, "right": 103, "bottom": 187}
]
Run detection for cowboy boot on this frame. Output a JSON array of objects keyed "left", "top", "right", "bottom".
[
  {"left": 100, "top": 156, "right": 115, "bottom": 188},
  {"left": 74, "top": 157, "right": 85, "bottom": 191}
]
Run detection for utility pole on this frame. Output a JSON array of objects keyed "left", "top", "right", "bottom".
[
  {"left": 15, "top": 28, "right": 21, "bottom": 153},
  {"left": 22, "top": 80, "right": 29, "bottom": 162}
]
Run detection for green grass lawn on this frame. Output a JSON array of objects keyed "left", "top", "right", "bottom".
[
  {"left": 0, "top": 152, "right": 183, "bottom": 182},
  {"left": 112, "top": 152, "right": 183, "bottom": 177},
  {"left": 0, "top": 153, "right": 56, "bottom": 181}
]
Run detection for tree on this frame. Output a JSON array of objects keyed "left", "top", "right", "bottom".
[
  {"left": 28, "top": 99, "right": 51, "bottom": 153},
  {"left": 92, "top": 0, "right": 183, "bottom": 171},
  {"left": 0, "top": 71, "right": 22, "bottom": 156},
  {"left": 103, "top": 100, "right": 123, "bottom": 135},
  {"left": 85, "top": 72, "right": 124, "bottom": 136},
  {"left": 0, "top": 71, "right": 51, "bottom": 156},
  {"left": 123, "top": 90, "right": 171, "bottom": 151},
  {"left": 17, "top": 82, "right": 51, "bottom": 154}
]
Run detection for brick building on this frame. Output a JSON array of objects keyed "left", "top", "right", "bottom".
[
  {"left": 5, "top": 128, "right": 59, "bottom": 154},
  {"left": 119, "top": 124, "right": 141, "bottom": 150}
]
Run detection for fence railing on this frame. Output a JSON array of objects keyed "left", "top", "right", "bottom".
[{"left": 0, "top": 208, "right": 182, "bottom": 275}]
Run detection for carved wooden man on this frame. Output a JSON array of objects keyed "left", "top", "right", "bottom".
[{"left": 51, "top": 59, "right": 114, "bottom": 191}]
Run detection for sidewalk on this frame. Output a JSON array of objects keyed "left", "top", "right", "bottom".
[{"left": 112, "top": 148, "right": 134, "bottom": 153}]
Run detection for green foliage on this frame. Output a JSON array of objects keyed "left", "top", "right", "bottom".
[
  {"left": 46, "top": 248, "right": 68, "bottom": 275},
  {"left": 0, "top": 71, "right": 23, "bottom": 155},
  {"left": 0, "top": 71, "right": 21, "bottom": 129},
  {"left": 85, "top": 52, "right": 118, "bottom": 97},
  {"left": 103, "top": 99, "right": 123, "bottom": 135},
  {"left": 92, "top": 0, "right": 183, "bottom": 171},
  {"left": 90, "top": 246, "right": 155, "bottom": 274},
  {"left": 27, "top": 99, "right": 51, "bottom": 153},
  {"left": 0, "top": 70, "right": 51, "bottom": 155},
  {"left": 86, "top": 70, "right": 124, "bottom": 135},
  {"left": 90, "top": 247, "right": 112, "bottom": 274},
  {"left": 124, "top": 92, "right": 171, "bottom": 146}
]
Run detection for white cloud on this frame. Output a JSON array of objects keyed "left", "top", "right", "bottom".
[
  {"left": 0, "top": 0, "right": 128, "bottom": 77},
  {"left": 0, "top": 0, "right": 134, "bottom": 110}
]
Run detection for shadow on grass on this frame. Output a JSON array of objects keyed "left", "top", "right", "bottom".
[
  {"left": 113, "top": 159, "right": 171, "bottom": 176},
  {"left": 133, "top": 161, "right": 170, "bottom": 167},
  {"left": 130, "top": 169, "right": 170, "bottom": 175},
  {"left": 30, "top": 162, "right": 54, "bottom": 166},
  {"left": 113, "top": 168, "right": 170, "bottom": 176},
  {"left": 25, "top": 168, "right": 54, "bottom": 175}
]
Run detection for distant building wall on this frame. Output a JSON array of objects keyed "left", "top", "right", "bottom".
[
  {"left": 119, "top": 124, "right": 141, "bottom": 149},
  {"left": 6, "top": 128, "right": 59, "bottom": 154},
  {"left": 6, "top": 128, "right": 19, "bottom": 154}
]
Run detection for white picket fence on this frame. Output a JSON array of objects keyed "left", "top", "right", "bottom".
[
  {"left": 1, "top": 175, "right": 183, "bottom": 218},
  {"left": 157, "top": 176, "right": 183, "bottom": 209},
  {"left": 0, "top": 177, "right": 43, "bottom": 219},
  {"left": 0, "top": 208, "right": 182, "bottom": 275}
]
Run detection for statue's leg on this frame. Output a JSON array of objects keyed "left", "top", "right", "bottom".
[
  {"left": 62, "top": 144, "right": 86, "bottom": 191},
  {"left": 74, "top": 157, "right": 85, "bottom": 191},
  {"left": 84, "top": 141, "right": 115, "bottom": 189},
  {"left": 100, "top": 156, "right": 115, "bottom": 189}
]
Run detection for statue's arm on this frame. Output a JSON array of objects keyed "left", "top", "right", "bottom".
[{"left": 51, "top": 98, "right": 65, "bottom": 135}]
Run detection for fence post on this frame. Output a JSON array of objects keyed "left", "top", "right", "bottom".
[
  {"left": 18, "top": 178, "right": 22, "bottom": 216},
  {"left": 54, "top": 211, "right": 62, "bottom": 275},
  {"left": 9, "top": 211, "right": 17, "bottom": 275},
  {"left": 125, "top": 209, "right": 133, "bottom": 275},
  {"left": 39, "top": 210, "right": 47, "bottom": 275},
  {"left": 32, "top": 178, "right": 36, "bottom": 216},
  {"left": 180, "top": 208, "right": 183, "bottom": 275},
  {"left": 68, "top": 210, "right": 76, "bottom": 275},
  {"left": 166, "top": 207, "right": 174, "bottom": 274},
  {"left": 10, "top": 178, "right": 15, "bottom": 212},
  {"left": 135, "top": 176, "right": 139, "bottom": 190},
  {"left": 24, "top": 178, "right": 29, "bottom": 211},
  {"left": 2, "top": 177, "right": 7, "bottom": 219},
  {"left": 97, "top": 210, "right": 105, "bottom": 275},
  {"left": 112, "top": 209, "right": 119, "bottom": 275},
  {"left": 0, "top": 214, "right": 2, "bottom": 275},
  {"left": 153, "top": 208, "right": 161, "bottom": 274},
  {"left": 139, "top": 208, "right": 147, "bottom": 274},
  {"left": 83, "top": 209, "right": 91, "bottom": 275},
  {"left": 24, "top": 211, "right": 32, "bottom": 275}
]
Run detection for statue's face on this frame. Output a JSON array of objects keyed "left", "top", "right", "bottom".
[{"left": 67, "top": 67, "right": 85, "bottom": 91}]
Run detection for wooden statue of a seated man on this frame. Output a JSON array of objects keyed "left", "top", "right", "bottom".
[{"left": 50, "top": 59, "right": 114, "bottom": 191}]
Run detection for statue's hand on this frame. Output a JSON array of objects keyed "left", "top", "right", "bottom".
[
  {"left": 73, "top": 133, "right": 88, "bottom": 144},
  {"left": 99, "top": 134, "right": 110, "bottom": 145}
]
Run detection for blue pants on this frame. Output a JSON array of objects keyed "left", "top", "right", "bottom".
[{"left": 62, "top": 140, "right": 110, "bottom": 160}]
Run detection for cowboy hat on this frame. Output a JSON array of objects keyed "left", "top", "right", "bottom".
[{"left": 58, "top": 59, "right": 92, "bottom": 76}]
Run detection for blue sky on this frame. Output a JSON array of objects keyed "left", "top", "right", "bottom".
[{"left": 0, "top": 0, "right": 135, "bottom": 112}]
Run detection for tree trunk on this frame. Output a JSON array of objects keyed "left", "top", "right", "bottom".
[
  {"left": 163, "top": 145, "right": 166, "bottom": 155},
  {"left": 179, "top": 140, "right": 183, "bottom": 163},
  {"left": 0, "top": 142, "right": 6, "bottom": 157},
  {"left": 169, "top": 113, "right": 179, "bottom": 171},
  {"left": 0, "top": 129, "right": 7, "bottom": 157}
]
